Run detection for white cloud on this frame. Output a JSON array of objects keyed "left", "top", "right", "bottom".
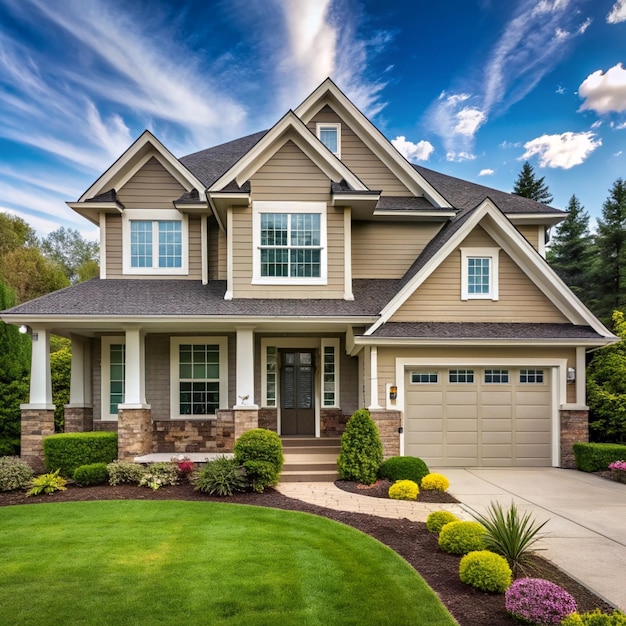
[
  {"left": 391, "top": 136, "right": 434, "bottom": 162},
  {"left": 617, "top": 121, "right": 626, "bottom": 130},
  {"left": 521, "top": 131, "right": 601, "bottom": 168},
  {"left": 454, "top": 107, "right": 487, "bottom": 136},
  {"left": 579, "top": 63, "right": 626, "bottom": 114},
  {"left": 479, "top": 169, "right": 495, "bottom": 176},
  {"left": 607, "top": 0, "right": 626, "bottom": 24},
  {"left": 615, "top": 150, "right": 624, "bottom": 157},
  {"left": 446, "top": 151, "right": 476, "bottom": 162},
  {"left": 591, "top": 120, "right": 603, "bottom": 129},
  {"left": 578, "top": 17, "right": 592, "bottom": 33}
]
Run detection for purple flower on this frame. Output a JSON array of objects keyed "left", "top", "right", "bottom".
[
  {"left": 609, "top": 460, "right": 626, "bottom": 472},
  {"left": 505, "top": 578, "right": 577, "bottom": 625}
]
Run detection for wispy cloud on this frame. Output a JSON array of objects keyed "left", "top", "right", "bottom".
[{"left": 521, "top": 131, "right": 601, "bottom": 168}]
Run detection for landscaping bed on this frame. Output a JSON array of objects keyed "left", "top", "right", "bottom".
[{"left": 0, "top": 482, "right": 613, "bottom": 626}]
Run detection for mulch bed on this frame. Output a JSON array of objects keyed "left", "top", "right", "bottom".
[{"left": 0, "top": 482, "right": 614, "bottom": 626}]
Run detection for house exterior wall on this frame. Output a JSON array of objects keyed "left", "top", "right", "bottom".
[{"left": 516, "top": 224, "right": 543, "bottom": 251}]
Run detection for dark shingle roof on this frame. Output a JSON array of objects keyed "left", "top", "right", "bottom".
[
  {"left": 368, "top": 322, "right": 604, "bottom": 340},
  {"left": 375, "top": 195, "right": 441, "bottom": 211}
]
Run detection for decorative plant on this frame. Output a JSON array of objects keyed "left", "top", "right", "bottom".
[
  {"left": 107, "top": 460, "right": 146, "bottom": 486},
  {"left": 73, "top": 463, "right": 108, "bottom": 486},
  {"left": 378, "top": 456, "right": 429, "bottom": 485},
  {"left": 472, "top": 501, "right": 548, "bottom": 575},
  {"left": 438, "top": 521, "right": 487, "bottom": 555},
  {"left": 459, "top": 550, "right": 512, "bottom": 593},
  {"left": 608, "top": 460, "right": 626, "bottom": 483},
  {"left": 505, "top": 578, "right": 577, "bottom": 625},
  {"left": 561, "top": 609, "right": 626, "bottom": 625},
  {"left": 388, "top": 479, "right": 419, "bottom": 501},
  {"left": 172, "top": 456, "right": 196, "bottom": 481},
  {"left": 421, "top": 473, "right": 450, "bottom": 492},
  {"left": 193, "top": 456, "right": 247, "bottom": 496},
  {"left": 138, "top": 462, "right": 179, "bottom": 490},
  {"left": 0, "top": 456, "right": 34, "bottom": 491},
  {"left": 337, "top": 409, "right": 383, "bottom": 485},
  {"left": 234, "top": 428, "right": 284, "bottom": 492},
  {"left": 26, "top": 469, "right": 68, "bottom": 496},
  {"left": 426, "top": 510, "right": 459, "bottom": 534}
]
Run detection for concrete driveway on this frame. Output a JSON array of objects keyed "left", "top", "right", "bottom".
[{"left": 444, "top": 468, "right": 626, "bottom": 610}]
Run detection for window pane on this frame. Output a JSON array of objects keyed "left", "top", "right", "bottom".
[
  {"left": 109, "top": 343, "right": 125, "bottom": 414},
  {"left": 319, "top": 127, "right": 338, "bottom": 154},
  {"left": 484, "top": 369, "right": 509, "bottom": 384},
  {"left": 130, "top": 221, "right": 152, "bottom": 268},
  {"left": 261, "top": 214, "right": 288, "bottom": 246},
  {"left": 261, "top": 248, "right": 289, "bottom": 277},
  {"left": 178, "top": 343, "right": 220, "bottom": 414},
  {"left": 519, "top": 369, "right": 544, "bottom": 384},
  {"left": 290, "top": 248, "right": 320, "bottom": 277},
  {"left": 291, "top": 214, "right": 320, "bottom": 246},
  {"left": 411, "top": 371, "right": 438, "bottom": 384},
  {"left": 157, "top": 221, "right": 182, "bottom": 268},
  {"left": 322, "top": 345, "right": 335, "bottom": 407},
  {"left": 449, "top": 369, "right": 474, "bottom": 383},
  {"left": 467, "top": 257, "right": 490, "bottom": 294}
]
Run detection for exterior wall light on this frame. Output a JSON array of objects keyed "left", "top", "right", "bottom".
[{"left": 567, "top": 367, "right": 576, "bottom": 382}]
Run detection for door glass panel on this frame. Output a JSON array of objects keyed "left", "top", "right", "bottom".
[
  {"left": 299, "top": 352, "right": 312, "bottom": 365},
  {"left": 284, "top": 353, "right": 295, "bottom": 365},
  {"left": 282, "top": 365, "right": 295, "bottom": 409},
  {"left": 298, "top": 366, "right": 313, "bottom": 408}
]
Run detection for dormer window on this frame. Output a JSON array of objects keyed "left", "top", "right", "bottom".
[{"left": 316, "top": 122, "right": 341, "bottom": 158}]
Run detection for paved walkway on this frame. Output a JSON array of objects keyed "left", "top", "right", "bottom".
[{"left": 277, "top": 468, "right": 626, "bottom": 611}]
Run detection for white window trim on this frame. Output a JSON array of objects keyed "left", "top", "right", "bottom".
[
  {"left": 316, "top": 122, "right": 341, "bottom": 158},
  {"left": 169, "top": 337, "right": 228, "bottom": 419},
  {"left": 252, "top": 201, "right": 327, "bottom": 285},
  {"left": 122, "top": 209, "right": 189, "bottom": 275},
  {"left": 321, "top": 338, "right": 340, "bottom": 408},
  {"left": 461, "top": 247, "right": 500, "bottom": 301},
  {"left": 101, "top": 336, "right": 125, "bottom": 421}
]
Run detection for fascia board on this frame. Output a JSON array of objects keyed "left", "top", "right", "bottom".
[
  {"left": 353, "top": 336, "right": 615, "bottom": 348},
  {"left": 209, "top": 111, "right": 367, "bottom": 192},
  {"left": 67, "top": 201, "right": 123, "bottom": 226},
  {"left": 79, "top": 131, "right": 205, "bottom": 201},
  {"left": 508, "top": 213, "right": 566, "bottom": 226}
]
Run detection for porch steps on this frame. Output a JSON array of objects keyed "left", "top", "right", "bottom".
[{"left": 280, "top": 437, "right": 341, "bottom": 482}]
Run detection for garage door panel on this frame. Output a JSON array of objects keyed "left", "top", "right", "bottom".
[
  {"left": 516, "top": 418, "right": 551, "bottom": 433},
  {"left": 406, "top": 418, "right": 443, "bottom": 433},
  {"left": 481, "top": 417, "right": 512, "bottom": 431},
  {"left": 447, "top": 431, "right": 477, "bottom": 445},
  {"left": 447, "top": 418, "right": 478, "bottom": 432},
  {"left": 515, "top": 390, "right": 550, "bottom": 405},
  {"left": 482, "top": 432, "right": 512, "bottom": 444},
  {"left": 516, "top": 406, "right": 551, "bottom": 421},
  {"left": 406, "top": 391, "right": 443, "bottom": 404},
  {"left": 516, "top": 431, "right": 550, "bottom": 444},
  {"left": 481, "top": 391, "right": 512, "bottom": 405},
  {"left": 447, "top": 391, "right": 478, "bottom": 405},
  {"left": 482, "top": 444, "right": 514, "bottom": 459},
  {"left": 447, "top": 405, "right": 478, "bottom": 419},
  {"left": 406, "top": 432, "right": 443, "bottom": 445}
]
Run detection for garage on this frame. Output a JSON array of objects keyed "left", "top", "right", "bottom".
[{"left": 404, "top": 366, "right": 552, "bottom": 467}]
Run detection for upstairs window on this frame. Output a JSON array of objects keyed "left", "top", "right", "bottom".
[
  {"left": 461, "top": 248, "right": 500, "bottom": 301},
  {"left": 316, "top": 122, "right": 341, "bottom": 158}
]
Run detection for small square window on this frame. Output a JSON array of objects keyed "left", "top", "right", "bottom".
[
  {"left": 411, "top": 371, "right": 438, "bottom": 384},
  {"left": 519, "top": 369, "right": 544, "bottom": 384},
  {"left": 449, "top": 369, "right": 474, "bottom": 383},
  {"left": 484, "top": 369, "right": 510, "bottom": 384}
]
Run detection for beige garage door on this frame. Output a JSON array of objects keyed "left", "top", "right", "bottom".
[{"left": 404, "top": 367, "right": 552, "bottom": 467}]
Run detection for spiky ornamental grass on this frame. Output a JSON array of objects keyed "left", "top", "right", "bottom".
[{"left": 472, "top": 501, "right": 548, "bottom": 576}]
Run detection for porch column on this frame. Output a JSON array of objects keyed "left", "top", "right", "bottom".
[
  {"left": 117, "top": 328, "right": 151, "bottom": 460},
  {"left": 64, "top": 334, "right": 93, "bottom": 432},
  {"left": 234, "top": 326, "right": 258, "bottom": 439},
  {"left": 20, "top": 327, "right": 55, "bottom": 470},
  {"left": 368, "top": 345, "right": 382, "bottom": 410}
]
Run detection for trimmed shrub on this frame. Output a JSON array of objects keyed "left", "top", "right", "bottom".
[
  {"left": 378, "top": 456, "right": 429, "bottom": 485},
  {"left": 505, "top": 578, "right": 577, "bottom": 625},
  {"left": 438, "top": 521, "right": 487, "bottom": 555},
  {"left": 459, "top": 550, "right": 512, "bottom": 593},
  {"left": 421, "top": 472, "right": 450, "bottom": 492},
  {"left": 43, "top": 432, "right": 118, "bottom": 477},
  {"left": 573, "top": 442, "right": 626, "bottom": 473},
  {"left": 0, "top": 456, "right": 34, "bottom": 491},
  {"left": 139, "top": 462, "right": 179, "bottom": 490},
  {"left": 562, "top": 610, "right": 626, "bottom": 626},
  {"left": 388, "top": 479, "right": 419, "bottom": 500},
  {"left": 426, "top": 510, "right": 459, "bottom": 534},
  {"left": 26, "top": 469, "right": 67, "bottom": 496},
  {"left": 234, "top": 428, "right": 284, "bottom": 484},
  {"left": 107, "top": 461, "right": 146, "bottom": 486},
  {"left": 242, "top": 460, "right": 279, "bottom": 493},
  {"left": 337, "top": 409, "right": 383, "bottom": 485},
  {"left": 73, "top": 463, "right": 109, "bottom": 487},
  {"left": 193, "top": 456, "right": 247, "bottom": 496}
]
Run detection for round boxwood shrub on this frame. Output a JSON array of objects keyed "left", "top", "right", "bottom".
[
  {"left": 0, "top": 456, "right": 34, "bottom": 491},
  {"left": 562, "top": 610, "right": 626, "bottom": 626},
  {"left": 426, "top": 510, "right": 460, "bottom": 534},
  {"left": 234, "top": 428, "right": 283, "bottom": 492},
  {"left": 388, "top": 479, "right": 419, "bottom": 500},
  {"left": 505, "top": 578, "right": 577, "bottom": 625},
  {"left": 459, "top": 550, "right": 512, "bottom": 593},
  {"left": 337, "top": 409, "right": 383, "bottom": 485},
  {"left": 73, "top": 462, "right": 109, "bottom": 486},
  {"left": 438, "top": 520, "right": 487, "bottom": 555},
  {"left": 378, "top": 456, "right": 429, "bottom": 485},
  {"left": 421, "top": 472, "right": 450, "bottom": 492}
]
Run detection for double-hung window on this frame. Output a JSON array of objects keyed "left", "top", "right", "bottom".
[
  {"left": 101, "top": 337, "right": 125, "bottom": 421},
  {"left": 253, "top": 202, "right": 327, "bottom": 285},
  {"left": 316, "top": 122, "right": 341, "bottom": 157},
  {"left": 461, "top": 248, "right": 500, "bottom": 300}
]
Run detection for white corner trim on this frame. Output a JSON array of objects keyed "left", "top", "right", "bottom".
[
  {"left": 99, "top": 212, "right": 107, "bottom": 279},
  {"left": 343, "top": 207, "right": 354, "bottom": 300},
  {"left": 226, "top": 207, "right": 234, "bottom": 299}
]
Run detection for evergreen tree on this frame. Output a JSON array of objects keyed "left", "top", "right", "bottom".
[
  {"left": 589, "top": 178, "right": 626, "bottom": 322},
  {"left": 512, "top": 161, "right": 553, "bottom": 204},
  {"left": 546, "top": 195, "right": 593, "bottom": 302}
]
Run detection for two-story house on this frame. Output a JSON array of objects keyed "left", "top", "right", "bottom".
[{"left": 2, "top": 79, "right": 616, "bottom": 474}]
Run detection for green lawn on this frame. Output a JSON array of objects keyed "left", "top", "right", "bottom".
[{"left": 0, "top": 500, "right": 457, "bottom": 625}]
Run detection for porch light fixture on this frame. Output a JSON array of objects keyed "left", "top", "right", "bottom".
[
  {"left": 567, "top": 367, "right": 576, "bottom": 382},
  {"left": 18, "top": 324, "right": 28, "bottom": 334}
]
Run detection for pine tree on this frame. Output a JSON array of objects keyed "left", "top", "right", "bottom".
[
  {"left": 590, "top": 178, "right": 626, "bottom": 322},
  {"left": 512, "top": 161, "right": 553, "bottom": 204},
  {"left": 546, "top": 195, "right": 593, "bottom": 302}
]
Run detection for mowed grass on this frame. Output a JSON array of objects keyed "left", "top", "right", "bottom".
[{"left": 0, "top": 500, "right": 457, "bottom": 626}]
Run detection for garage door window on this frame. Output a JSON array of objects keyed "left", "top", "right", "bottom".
[
  {"left": 484, "top": 369, "right": 509, "bottom": 384},
  {"left": 449, "top": 369, "right": 474, "bottom": 383},
  {"left": 519, "top": 369, "right": 544, "bottom": 383},
  {"left": 411, "top": 371, "right": 439, "bottom": 384}
]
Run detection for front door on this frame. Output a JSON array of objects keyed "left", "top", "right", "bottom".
[{"left": 280, "top": 350, "right": 315, "bottom": 436}]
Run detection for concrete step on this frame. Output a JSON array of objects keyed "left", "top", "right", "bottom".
[
  {"left": 283, "top": 451, "right": 339, "bottom": 462},
  {"left": 281, "top": 437, "right": 341, "bottom": 448},
  {"left": 280, "top": 469, "right": 338, "bottom": 482},
  {"left": 283, "top": 461, "right": 337, "bottom": 472}
]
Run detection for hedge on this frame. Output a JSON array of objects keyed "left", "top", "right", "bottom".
[
  {"left": 573, "top": 442, "right": 626, "bottom": 473},
  {"left": 43, "top": 432, "right": 118, "bottom": 477}
]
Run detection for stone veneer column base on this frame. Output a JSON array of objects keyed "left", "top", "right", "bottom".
[
  {"left": 368, "top": 410, "right": 401, "bottom": 459},
  {"left": 233, "top": 407, "right": 259, "bottom": 440},
  {"left": 64, "top": 405, "right": 94, "bottom": 433},
  {"left": 21, "top": 407, "right": 56, "bottom": 472},
  {"left": 560, "top": 408, "right": 589, "bottom": 469},
  {"left": 118, "top": 407, "right": 152, "bottom": 461}
]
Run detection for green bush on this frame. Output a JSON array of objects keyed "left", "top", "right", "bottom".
[
  {"left": 242, "top": 459, "right": 279, "bottom": 493},
  {"left": 388, "top": 479, "right": 419, "bottom": 500},
  {"left": 573, "top": 442, "right": 626, "bottom": 472},
  {"left": 107, "top": 461, "right": 146, "bottom": 486},
  {"left": 379, "top": 456, "right": 430, "bottom": 485},
  {"left": 194, "top": 457, "right": 247, "bottom": 496},
  {"left": 139, "top": 462, "right": 179, "bottom": 490},
  {"left": 337, "top": 409, "right": 383, "bottom": 485},
  {"left": 562, "top": 609, "right": 626, "bottom": 625},
  {"left": 459, "top": 550, "right": 512, "bottom": 593},
  {"left": 0, "top": 456, "right": 34, "bottom": 491},
  {"left": 234, "top": 428, "right": 284, "bottom": 484},
  {"left": 438, "top": 521, "right": 487, "bottom": 555},
  {"left": 73, "top": 463, "right": 109, "bottom": 487},
  {"left": 421, "top": 473, "right": 450, "bottom": 492},
  {"left": 43, "top": 432, "right": 118, "bottom": 477},
  {"left": 26, "top": 469, "right": 67, "bottom": 496},
  {"left": 426, "top": 510, "right": 460, "bottom": 534}
]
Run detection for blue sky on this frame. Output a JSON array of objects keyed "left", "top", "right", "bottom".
[{"left": 1, "top": 0, "right": 625, "bottom": 240}]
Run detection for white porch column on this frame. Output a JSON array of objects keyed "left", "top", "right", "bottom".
[
  {"left": 68, "top": 334, "right": 92, "bottom": 406},
  {"left": 235, "top": 326, "right": 257, "bottom": 408},
  {"left": 368, "top": 345, "right": 382, "bottom": 410},
  {"left": 24, "top": 327, "right": 53, "bottom": 409},
  {"left": 119, "top": 328, "right": 149, "bottom": 408}
]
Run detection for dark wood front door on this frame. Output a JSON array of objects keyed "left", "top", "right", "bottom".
[{"left": 280, "top": 350, "right": 315, "bottom": 436}]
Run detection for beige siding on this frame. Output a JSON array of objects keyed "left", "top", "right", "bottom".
[
  {"left": 217, "top": 227, "right": 227, "bottom": 280},
  {"left": 208, "top": 216, "right": 219, "bottom": 280},
  {"left": 145, "top": 335, "right": 170, "bottom": 420},
  {"left": 116, "top": 157, "right": 186, "bottom": 208},
  {"left": 187, "top": 217, "right": 202, "bottom": 280},
  {"left": 391, "top": 226, "right": 569, "bottom": 323},
  {"left": 105, "top": 214, "right": 123, "bottom": 277},
  {"left": 516, "top": 224, "right": 542, "bottom": 251},
  {"left": 352, "top": 221, "right": 442, "bottom": 278},
  {"left": 309, "top": 105, "right": 412, "bottom": 196}
]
